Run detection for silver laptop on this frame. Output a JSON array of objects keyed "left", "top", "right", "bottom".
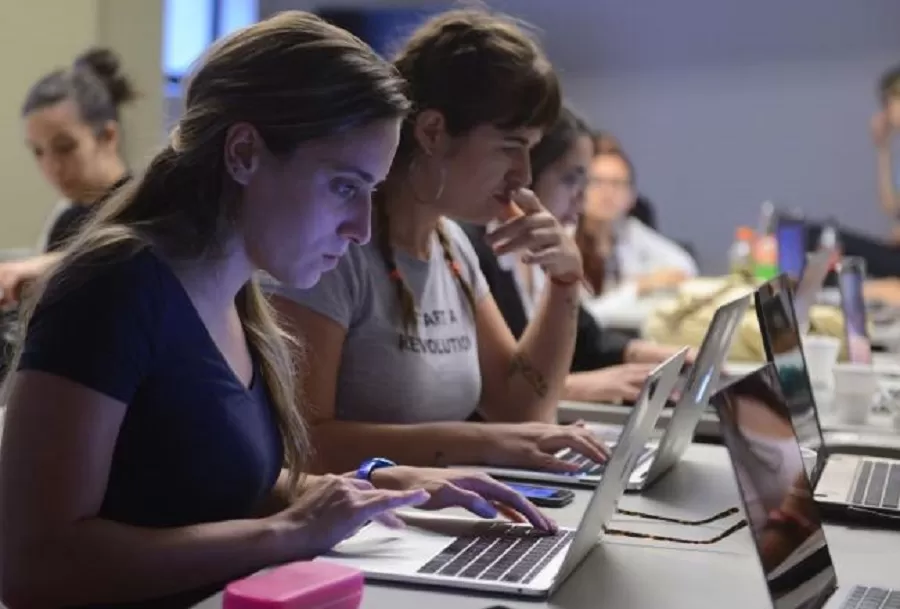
[
  {"left": 712, "top": 364, "right": 897, "bottom": 609},
  {"left": 463, "top": 296, "right": 749, "bottom": 491},
  {"left": 716, "top": 250, "right": 830, "bottom": 384},
  {"left": 313, "top": 352, "right": 683, "bottom": 598},
  {"left": 632, "top": 294, "right": 752, "bottom": 490},
  {"left": 755, "top": 276, "right": 900, "bottom": 521},
  {"left": 450, "top": 348, "right": 687, "bottom": 489}
]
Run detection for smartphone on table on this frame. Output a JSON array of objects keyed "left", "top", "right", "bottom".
[{"left": 503, "top": 482, "right": 575, "bottom": 508}]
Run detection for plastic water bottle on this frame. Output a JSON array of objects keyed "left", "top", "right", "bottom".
[
  {"left": 819, "top": 218, "right": 841, "bottom": 272},
  {"left": 729, "top": 226, "right": 755, "bottom": 278},
  {"left": 753, "top": 201, "right": 778, "bottom": 281}
]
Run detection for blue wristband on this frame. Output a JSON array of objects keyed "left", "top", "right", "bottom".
[{"left": 356, "top": 457, "right": 396, "bottom": 481}]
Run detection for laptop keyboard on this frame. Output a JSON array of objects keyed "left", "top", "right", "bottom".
[
  {"left": 557, "top": 446, "right": 652, "bottom": 477},
  {"left": 840, "top": 585, "right": 900, "bottom": 609},
  {"left": 848, "top": 460, "right": 900, "bottom": 510},
  {"left": 558, "top": 448, "right": 608, "bottom": 476},
  {"left": 417, "top": 522, "right": 574, "bottom": 584}
]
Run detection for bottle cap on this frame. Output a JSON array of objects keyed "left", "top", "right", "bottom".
[{"left": 736, "top": 226, "right": 755, "bottom": 241}]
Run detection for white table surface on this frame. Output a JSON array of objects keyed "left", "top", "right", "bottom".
[{"left": 190, "top": 444, "right": 900, "bottom": 609}]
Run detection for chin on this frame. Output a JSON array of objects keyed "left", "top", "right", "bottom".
[
  {"left": 449, "top": 205, "right": 502, "bottom": 226},
  {"left": 258, "top": 259, "right": 322, "bottom": 291},
  {"left": 286, "top": 267, "right": 323, "bottom": 290}
]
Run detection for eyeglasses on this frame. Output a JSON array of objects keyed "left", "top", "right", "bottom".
[
  {"left": 605, "top": 505, "right": 747, "bottom": 545},
  {"left": 586, "top": 176, "right": 633, "bottom": 191}
]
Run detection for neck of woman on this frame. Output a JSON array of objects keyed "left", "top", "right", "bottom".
[
  {"left": 75, "top": 160, "right": 130, "bottom": 207},
  {"left": 377, "top": 178, "right": 443, "bottom": 260},
  {"left": 582, "top": 217, "right": 616, "bottom": 254}
]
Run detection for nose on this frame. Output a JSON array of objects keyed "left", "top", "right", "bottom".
[{"left": 339, "top": 194, "right": 373, "bottom": 245}]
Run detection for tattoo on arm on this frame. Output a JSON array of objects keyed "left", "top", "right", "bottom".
[
  {"left": 433, "top": 450, "right": 446, "bottom": 467},
  {"left": 508, "top": 353, "right": 549, "bottom": 398}
]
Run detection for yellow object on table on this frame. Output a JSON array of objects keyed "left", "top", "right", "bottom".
[{"left": 643, "top": 274, "right": 850, "bottom": 362}]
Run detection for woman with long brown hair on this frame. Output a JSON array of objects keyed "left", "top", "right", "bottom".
[{"left": 0, "top": 12, "right": 548, "bottom": 609}]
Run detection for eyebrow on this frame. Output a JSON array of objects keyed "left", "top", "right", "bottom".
[{"left": 325, "top": 160, "right": 376, "bottom": 184}]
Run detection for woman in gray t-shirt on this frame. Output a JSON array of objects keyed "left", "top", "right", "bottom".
[{"left": 268, "top": 10, "right": 610, "bottom": 476}]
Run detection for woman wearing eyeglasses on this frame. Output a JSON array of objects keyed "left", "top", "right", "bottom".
[{"left": 577, "top": 146, "right": 698, "bottom": 324}]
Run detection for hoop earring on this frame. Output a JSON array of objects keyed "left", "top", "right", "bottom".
[{"left": 434, "top": 164, "right": 446, "bottom": 201}]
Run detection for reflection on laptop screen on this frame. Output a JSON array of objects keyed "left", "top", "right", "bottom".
[
  {"left": 837, "top": 259, "right": 872, "bottom": 365},
  {"left": 714, "top": 366, "right": 837, "bottom": 609},
  {"left": 754, "top": 276, "right": 827, "bottom": 483}
]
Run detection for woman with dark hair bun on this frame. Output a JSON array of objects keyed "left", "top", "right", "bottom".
[{"left": 0, "top": 47, "right": 135, "bottom": 305}]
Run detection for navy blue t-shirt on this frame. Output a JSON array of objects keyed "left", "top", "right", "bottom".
[{"left": 18, "top": 248, "right": 284, "bottom": 608}]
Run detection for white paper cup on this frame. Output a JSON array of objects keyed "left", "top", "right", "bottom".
[
  {"left": 833, "top": 362, "right": 877, "bottom": 425},
  {"left": 802, "top": 334, "right": 841, "bottom": 392}
]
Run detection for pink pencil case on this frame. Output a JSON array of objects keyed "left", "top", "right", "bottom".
[{"left": 223, "top": 561, "right": 364, "bottom": 609}]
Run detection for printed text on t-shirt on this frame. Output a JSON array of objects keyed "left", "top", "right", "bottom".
[{"left": 397, "top": 308, "right": 474, "bottom": 355}]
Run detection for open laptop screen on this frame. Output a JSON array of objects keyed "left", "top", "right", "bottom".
[
  {"left": 793, "top": 250, "right": 831, "bottom": 335},
  {"left": 836, "top": 257, "right": 872, "bottom": 365},
  {"left": 777, "top": 215, "right": 807, "bottom": 282},
  {"left": 713, "top": 366, "right": 837, "bottom": 609},
  {"left": 754, "top": 276, "right": 828, "bottom": 486}
]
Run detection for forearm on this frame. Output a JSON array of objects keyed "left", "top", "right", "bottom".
[
  {"left": 877, "top": 148, "right": 898, "bottom": 215},
  {"left": 504, "top": 282, "right": 580, "bottom": 422},
  {"left": 3, "top": 516, "right": 289, "bottom": 608},
  {"left": 308, "top": 420, "right": 488, "bottom": 472},
  {"left": 623, "top": 339, "right": 674, "bottom": 364},
  {"left": 564, "top": 371, "right": 606, "bottom": 403},
  {"left": 253, "top": 468, "right": 299, "bottom": 516}
]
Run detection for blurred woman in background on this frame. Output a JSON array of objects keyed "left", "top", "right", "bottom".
[
  {"left": 577, "top": 145, "right": 698, "bottom": 322},
  {"left": 0, "top": 48, "right": 134, "bottom": 306},
  {"left": 593, "top": 131, "right": 657, "bottom": 230}
]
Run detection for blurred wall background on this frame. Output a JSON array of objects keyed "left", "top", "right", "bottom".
[{"left": 2, "top": 0, "right": 899, "bottom": 273}]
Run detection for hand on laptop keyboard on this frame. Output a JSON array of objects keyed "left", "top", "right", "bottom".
[
  {"left": 371, "top": 466, "right": 557, "bottom": 532},
  {"left": 478, "top": 421, "right": 610, "bottom": 473}
]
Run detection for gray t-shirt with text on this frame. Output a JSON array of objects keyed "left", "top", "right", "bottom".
[{"left": 268, "top": 219, "right": 489, "bottom": 424}]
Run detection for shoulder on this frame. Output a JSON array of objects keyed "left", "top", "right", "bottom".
[
  {"left": 261, "top": 243, "right": 375, "bottom": 330},
  {"left": 624, "top": 217, "right": 673, "bottom": 248},
  {"left": 45, "top": 205, "right": 94, "bottom": 252},
  {"left": 438, "top": 218, "right": 489, "bottom": 298},
  {"left": 455, "top": 221, "right": 493, "bottom": 262},
  {"left": 40, "top": 246, "right": 167, "bottom": 308},
  {"left": 20, "top": 247, "right": 171, "bottom": 403},
  {"left": 457, "top": 221, "right": 487, "bottom": 245},
  {"left": 440, "top": 219, "right": 480, "bottom": 261},
  {"left": 30, "top": 246, "right": 171, "bottom": 344},
  {"left": 624, "top": 216, "right": 654, "bottom": 237}
]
